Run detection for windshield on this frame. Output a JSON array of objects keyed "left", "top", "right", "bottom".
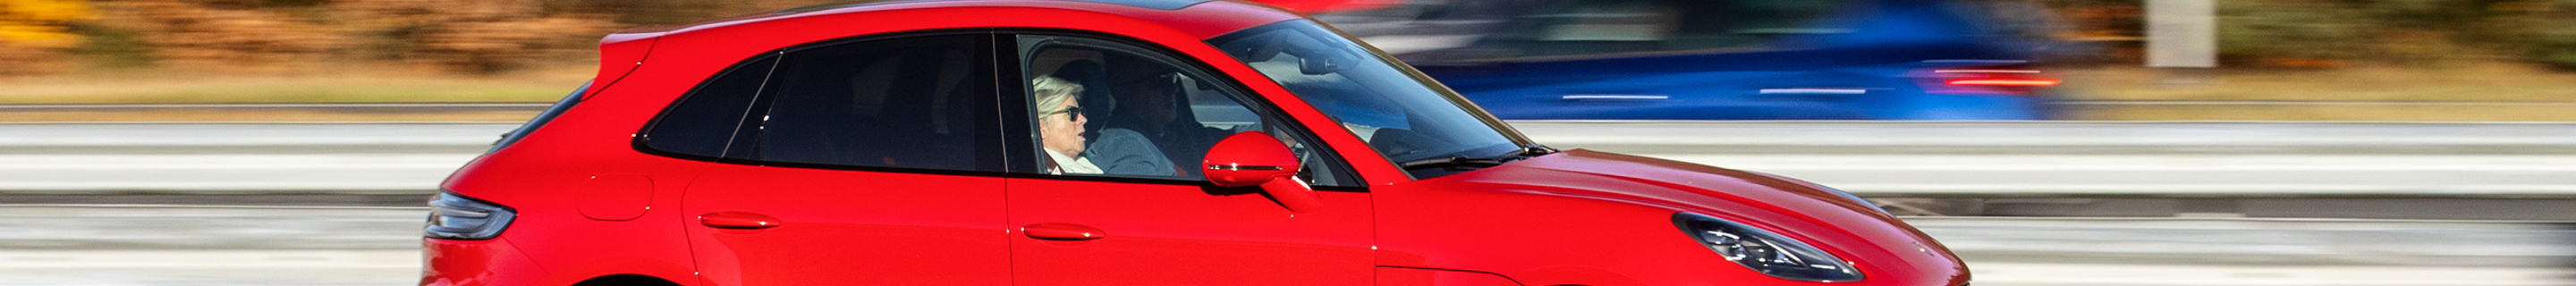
[{"left": 1208, "top": 20, "right": 1532, "bottom": 179}]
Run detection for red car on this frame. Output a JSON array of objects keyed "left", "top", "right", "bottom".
[{"left": 424, "top": 0, "right": 1968, "bottom": 286}]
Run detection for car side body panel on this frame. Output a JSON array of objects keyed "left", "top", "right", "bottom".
[
  {"left": 440, "top": 3, "right": 1333, "bottom": 286},
  {"left": 436, "top": 61, "right": 716, "bottom": 286},
  {"left": 421, "top": 238, "right": 550, "bottom": 286},
  {"left": 1004, "top": 179, "right": 1375, "bottom": 286},
  {"left": 436, "top": 2, "right": 1969, "bottom": 286},
  {"left": 682, "top": 166, "right": 1011, "bottom": 286}
]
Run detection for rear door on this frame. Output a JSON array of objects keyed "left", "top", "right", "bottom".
[{"left": 662, "top": 32, "right": 1014, "bottom": 286}]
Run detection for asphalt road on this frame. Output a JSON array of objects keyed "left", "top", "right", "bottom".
[{"left": 0, "top": 205, "right": 2563, "bottom": 286}]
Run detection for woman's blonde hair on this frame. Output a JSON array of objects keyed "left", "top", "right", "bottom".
[{"left": 1032, "top": 76, "right": 1084, "bottom": 115}]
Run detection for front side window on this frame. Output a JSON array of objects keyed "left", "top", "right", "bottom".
[
  {"left": 1013, "top": 34, "right": 1356, "bottom": 187},
  {"left": 743, "top": 34, "right": 1003, "bottom": 172},
  {"left": 1208, "top": 21, "right": 1537, "bottom": 180}
]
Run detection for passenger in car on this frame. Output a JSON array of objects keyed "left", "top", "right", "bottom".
[
  {"left": 1089, "top": 70, "right": 1185, "bottom": 177},
  {"left": 1094, "top": 71, "right": 1233, "bottom": 177},
  {"left": 1090, "top": 128, "right": 1175, "bottom": 176},
  {"left": 1033, "top": 76, "right": 1102, "bottom": 174}
]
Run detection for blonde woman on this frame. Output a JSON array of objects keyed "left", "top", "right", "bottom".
[{"left": 1032, "top": 76, "right": 1102, "bottom": 174}]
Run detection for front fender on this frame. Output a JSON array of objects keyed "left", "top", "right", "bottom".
[
  {"left": 1372, "top": 180, "right": 1725, "bottom": 286},
  {"left": 1370, "top": 151, "right": 1969, "bottom": 286}
]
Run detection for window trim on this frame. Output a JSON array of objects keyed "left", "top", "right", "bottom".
[
  {"left": 634, "top": 29, "right": 1020, "bottom": 178},
  {"left": 626, "top": 28, "right": 1370, "bottom": 189},
  {"left": 996, "top": 29, "right": 1368, "bottom": 189},
  {"left": 631, "top": 53, "right": 782, "bottom": 163}
]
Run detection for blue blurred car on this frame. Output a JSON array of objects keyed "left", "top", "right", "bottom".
[{"left": 1354, "top": 0, "right": 2067, "bottom": 120}]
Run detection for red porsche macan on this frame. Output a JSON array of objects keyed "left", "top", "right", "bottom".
[{"left": 424, "top": 1, "right": 1970, "bottom": 285}]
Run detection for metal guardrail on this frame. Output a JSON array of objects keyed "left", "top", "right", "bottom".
[{"left": 6, "top": 121, "right": 2576, "bottom": 198}]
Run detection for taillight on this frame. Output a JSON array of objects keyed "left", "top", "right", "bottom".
[
  {"left": 1917, "top": 62, "right": 2058, "bottom": 95},
  {"left": 426, "top": 191, "right": 517, "bottom": 240}
]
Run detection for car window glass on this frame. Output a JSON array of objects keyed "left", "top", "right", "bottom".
[
  {"left": 1013, "top": 34, "right": 1356, "bottom": 187},
  {"left": 494, "top": 81, "right": 589, "bottom": 154},
  {"left": 743, "top": 34, "right": 1000, "bottom": 172},
  {"left": 641, "top": 56, "right": 778, "bottom": 159},
  {"left": 1209, "top": 21, "right": 1529, "bottom": 180}
]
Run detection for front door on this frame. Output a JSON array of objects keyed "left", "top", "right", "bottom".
[{"left": 1000, "top": 33, "right": 1375, "bottom": 286}]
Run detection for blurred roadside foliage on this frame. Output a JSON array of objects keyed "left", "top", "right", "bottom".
[
  {"left": 5, "top": 0, "right": 846, "bottom": 76},
  {"left": 5, "top": 0, "right": 2574, "bottom": 77},
  {"left": 0, "top": 0, "right": 94, "bottom": 75},
  {"left": 2512, "top": 1, "right": 2576, "bottom": 70},
  {"left": 2204, "top": 0, "right": 2576, "bottom": 70}
]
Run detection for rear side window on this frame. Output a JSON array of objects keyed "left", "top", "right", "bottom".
[
  {"left": 640, "top": 56, "right": 780, "bottom": 159},
  {"left": 741, "top": 34, "right": 1002, "bottom": 172}
]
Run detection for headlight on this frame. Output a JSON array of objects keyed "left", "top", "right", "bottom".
[
  {"left": 426, "top": 191, "right": 518, "bottom": 240},
  {"left": 1673, "top": 213, "right": 1863, "bottom": 282}
]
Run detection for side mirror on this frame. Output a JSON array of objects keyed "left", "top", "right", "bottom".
[{"left": 1203, "top": 132, "right": 1324, "bottom": 213}]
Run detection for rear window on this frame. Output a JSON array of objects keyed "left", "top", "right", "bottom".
[{"left": 490, "top": 82, "right": 589, "bottom": 153}]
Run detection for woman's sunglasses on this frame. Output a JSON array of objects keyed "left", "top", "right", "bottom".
[{"left": 1044, "top": 105, "right": 1085, "bottom": 121}]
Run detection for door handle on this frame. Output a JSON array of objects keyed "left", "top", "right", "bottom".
[
  {"left": 699, "top": 212, "right": 783, "bottom": 229},
  {"left": 1021, "top": 223, "right": 1106, "bottom": 240}
]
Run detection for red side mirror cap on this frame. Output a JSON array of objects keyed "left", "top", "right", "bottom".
[
  {"left": 1202, "top": 132, "right": 1301, "bottom": 188},
  {"left": 1202, "top": 131, "right": 1323, "bottom": 213}
]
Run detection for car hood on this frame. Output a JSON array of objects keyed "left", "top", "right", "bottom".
[
  {"left": 1450, "top": 148, "right": 1895, "bottom": 223},
  {"left": 1419, "top": 148, "right": 1966, "bottom": 281}
]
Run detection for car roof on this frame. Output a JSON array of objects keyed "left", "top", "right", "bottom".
[{"left": 607, "top": 0, "right": 1304, "bottom": 43}]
